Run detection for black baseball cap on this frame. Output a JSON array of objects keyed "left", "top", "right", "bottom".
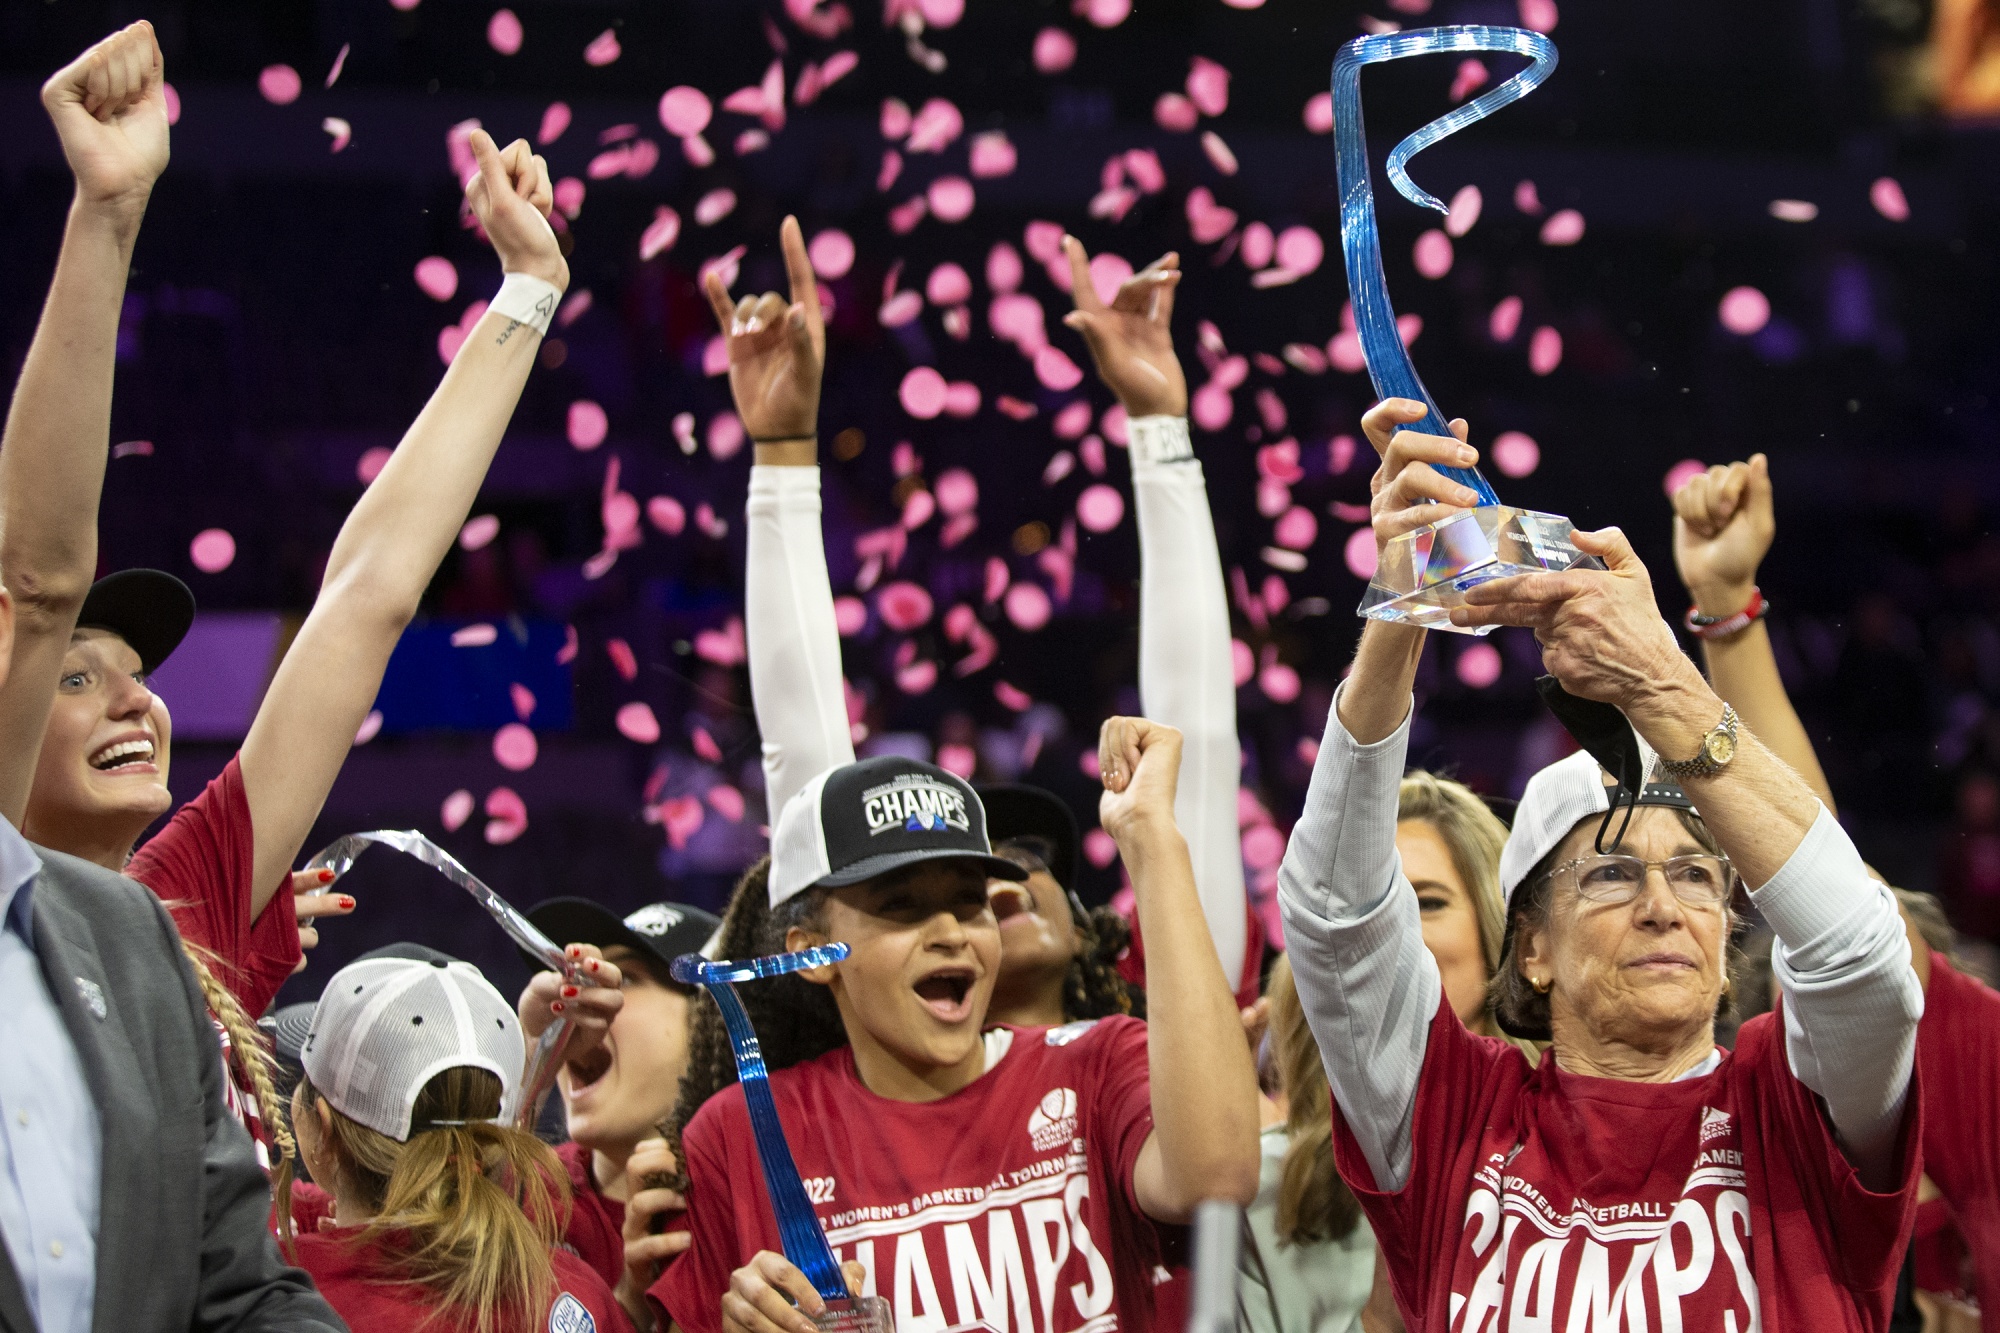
[
  {"left": 979, "top": 784, "right": 1080, "bottom": 892},
  {"left": 768, "top": 755, "right": 1027, "bottom": 906},
  {"left": 76, "top": 569, "right": 196, "bottom": 674},
  {"left": 521, "top": 898, "right": 722, "bottom": 987}
]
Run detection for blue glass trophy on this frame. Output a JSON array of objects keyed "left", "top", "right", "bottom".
[
  {"left": 673, "top": 948, "right": 895, "bottom": 1333},
  {"left": 1335, "top": 27, "right": 1604, "bottom": 634}
]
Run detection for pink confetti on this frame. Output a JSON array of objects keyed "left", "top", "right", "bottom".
[
  {"left": 452, "top": 623, "right": 498, "bottom": 648},
  {"left": 1231, "top": 639, "right": 1255, "bottom": 686},
  {"left": 554, "top": 177, "right": 586, "bottom": 217},
  {"left": 639, "top": 207, "right": 681, "bottom": 261},
  {"left": 259, "top": 64, "right": 301, "bottom": 105},
  {"left": 1035, "top": 346, "right": 1085, "bottom": 391},
  {"left": 1489, "top": 295, "right": 1523, "bottom": 342},
  {"left": 693, "top": 617, "right": 745, "bottom": 664},
  {"left": 162, "top": 81, "right": 180, "bottom": 125},
  {"left": 1768, "top": 199, "right": 1818, "bottom": 223},
  {"left": 322, "top": 117, "right": 351, "bottom": 152},
  {"left": 414, "top": 256, "right": 459, "bottom": 302},
  {"left": 1518, "top": 0, "right": 1558, "bottom": 31},
  {"left": 988, "top": 294, "right": 1045, "bottom": 351},
  {"left": 1540, "top": 209, "right": 1585, "bottom": 246},
  {"left": 659, "top": 86, "right": 712, "bottom": 137},
  {"left": 900, "top": 366, "right": 949, "bottom": 418},
  {"left": 1528, "top": 325, "right": 1563, "bottom": 376},
  {"left": 1413, "top": 229, "right": 1454, "bottom": 279},
  {"left": 1445, "top": 184, "right": 1483, "bottom": 237},
  {"left": 1079, "top": 435, "right": 1107, "bottom": 475},
  {"left": 567, "top": 400, "right": 609, "bottom": 450},
  {"left": 1201, "top": 131, "right": 1239, "bottom": 176},
  {"left": 1005, "top": 582, "right": 1052, "bottom": 631},
  {"left": 488, "top": 9, "right": 523, "bottom": 54},
  {"left": 1119, "top": 149, "right": 1164, "bottom": 196},
  {"left": 658, "top": 796, "right": 703, "bottom": 850},
  {"left": 809, "top": 229, "right": 855, "bottom": 279},
  {"left": 1718, "top": 286, "right": 1770, "bottom": 336},
  {"left": 1450, "top": 58, "right": 1488, "bottom": 102},
  {"left": 934, "top": 469, "right": 979, "bottom": 517},
  {"left": 1154, "top": 93, "right": 1198, "bottom": 133},
  {"left": 1871, "top": 176, "right": 1910, "bottom": 221},
  {"left": 1077, "top": 0, "right": 1131, "bottom": 28},
  {"left": 695, "top": 189, "right": 738, "bottom": 227},
  {"left": 484, "top": 787, "right": 528, "bottom": 845},
  {"left": 353, "top": 710, "right": 383, "bottom": 745},
  {"left": 708, "top": 784, "right": 747, "bottom": 822},
  {"left": 818, "top": 51, "right": 859, "bottom": 89},
  {"left": 1240, "top": 223, "right": 1273, "bottom": 271},
  {"left": 1241, "top": 824, "right": 1286, "bottom": 873},
  {"left": 1042, "top": 451, "right": 1074, "bottom": 485},
  {"left": 1457, "top": 641, "right": 1503, "bottom": 688},
  {"left": 1492, "top": 431, "right": 1540, "bottom": 478},
  {"left": 881, "top": 98, "right": 913, "bottom": 140},
  {"left": 683, "top": 134, "right": 716, "bottom": 167},
  {"left": 1089, "top": 252, "right": 1134, "bottom": 304},
  {"left": 1327, "top": 331, "right": 1365, "bottom": 374},
  {"left": 703, "top": 336, "right": 729, "bottom": 376},
  {"left": 607, "top": 638, "right": 639, "bottom": 680},
  {"left": 927, "top": 263, "right": 972, "bottom": 306},
  {"left": 459, "top": 514, "right": 501, "bottom": 550},
  {"left": 1283, "top": 343, "right": 1327, "bottom": 375},
  {"left": 615, "top": 702, "right": 661, "bottom": 744},
  {"left": 326, "top": 43, "right": 350, "bottom": 88},
  {"left": 1084, "top": 828, "right": 1116, "bottom": 867},
  {"left": 877, "top": 582, "right": 935, "bottom": 631},
  {"left": 969, "top": 132, "right": 1017, "bottom": 179},
  {"left": 906, "top": 98, "right": 965, "bottom": 153},
  {"left": 1514, "top": 179, "right": 1544, "bottom": 215},
  {"left": 888, "top": 196, "right": 929, "bottom": 234},
  {"left": 880, "top": 289, "right": 924, "bottom": 327},
  {"left": 902, "top": 489, "right": 936, "bottom": 529},
  {"left": 112, "top": 440, "right": 153, "bottom": 459},
  {"left": 928, "top": 176, "right": 975, "bottom": 222},
  {"left": 896, "top": 660, "right": 938, "bottom": 695},
  {"left": 1303, "top": 92, "right": 1334, "bottom": 134},
  {"left": 510, "top": 682, "right": 537, "bottom": 721},
  {"left": 1076, "top": 484, "right": 1124, "bottom": 532},
  {"left": 493, "top": 723, "right": 538, "bottom": 772},
  {"left": 1274, "top": 226, "right": 1324, "bottom": 276},
  {"left": 1344, "top": 527, "right": 1379, "bottom": 580},
  {"left": 1034, "top": 27, "right": 1077, "bottom": 73},
  {"left": 1664, "top": 458, "right": 1707, "bottom": 497},
  {"left": 987, "top": 243, "right": 1024, "bottom": 294},
  {"left": 1259, "top": 659, "right": 1301, "bottom": 704},
  {"left": 1329, "top": 434, "right": 1357, "bottom": 472},
  {"left": 708, "top": 412, "right": 745, "bottom": 461},
  {"left": 982, "top": 558, "right": 1012, "bottom": 604},
  {"left": 557, "top": 624, "right": 578, "bottom": 664},
  {"left": 1186, "top": 57, "right": 1230, "bottom": 117},
  {"left": 1053, "top": 400, "right": 1092, "bottom": 439},
  {"left": 1273, "top": 506, "right": 1318, "bottom": 550},
  {"left": 943, "top": 382, "right": 981, "bottom": 417},
  {"left": 583, "top": 29, "right": 621, "bottom": 66},
  {"left": 1185, "top": 187, "right": 1237, "bottom": 244},
  {"left": 190, "top": 528, "right": 236, "bottom": 573},
  {"left": 834, "top": 596, "right": 868, "bottom": 636},
  {"left": 441, "top": 789, "right": 475, "bottom": 832},
  {"left": 648, "top": 495, "right": 686, "bottom": 535},
  {"left": 922, "top": 0, "right": 965, "bottom": 27},
  {"left": 357, "top": 446, "right": 392, "bottom": 484},
  {"left": 538, "top": 101, "right": 571, "bottom": 144}
]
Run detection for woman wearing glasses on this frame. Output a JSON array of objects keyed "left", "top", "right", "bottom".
[{"left": 1277, "top": 402, "right": 1923, "bottom": 1331}]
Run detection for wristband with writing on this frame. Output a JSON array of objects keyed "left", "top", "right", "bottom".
[
  {"left": 1684, "top": 587, "right": 1767, "bottom": 640},
  {"left": 488, "top": 272, "right": 562, "bottom": 338}
]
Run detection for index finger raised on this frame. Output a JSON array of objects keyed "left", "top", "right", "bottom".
[{"left": 778, "top": 216, "right": 821, "bottom": 325}]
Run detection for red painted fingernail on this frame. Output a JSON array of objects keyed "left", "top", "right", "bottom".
[
  {"left": 561, "top": 985, "right": 579, "bottom": 998},
  {"left": 587, "top": 960, "right": 601, "bottom": 973},
  {"left": 317, "top": 869, "right": 336, "bottom": 883},
  {"left": 551, "top": 1001, "right": 565, "bottom": 1013},
  {"left": 338, "top": 896, "right": 355, "bottom": 909}
]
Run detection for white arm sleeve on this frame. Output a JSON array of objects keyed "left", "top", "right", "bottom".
[
  {"left": 1276, "top": 684, "right": 1439, "bottom": 1193},
  {"left": 1129, "top": 415, "right": 1248, "bottom": 990},
  {"left": 746, "top": 465, "right": 855, "bottom": 822},
  {"left": 1750, "top": 803, "right": 1922, "bottom": 1171}
]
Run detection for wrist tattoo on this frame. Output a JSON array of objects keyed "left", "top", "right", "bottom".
[{"left": 495, "top": 318, "right": 524, "bottom": 346}]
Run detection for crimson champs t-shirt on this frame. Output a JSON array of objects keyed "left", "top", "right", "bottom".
[
  {"left": 556, "top": 1139, "right": 630, "bottom": 1291},
  {"left": 655, "top": 1017, "right": 1172, "bottom": 1333},
  {"left": 1917, "top": 957, "right": 2000, "bottom": 1332},
  {"left": 1337, "top": 999, "right": 1919, "bottom": 1333}
]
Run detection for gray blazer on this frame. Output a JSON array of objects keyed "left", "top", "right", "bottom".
[{"left": 0, "top": 844, "right": 344, "bottom": 1333}]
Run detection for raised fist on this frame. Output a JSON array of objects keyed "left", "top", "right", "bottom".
[
  {"left": 1671, "top": 455, "right": 1774, "bottom": 617},
  {"left": 1061, "top": 237, "right": 1187, "bottom": 419},
  {"left": 42, "top": 21, "right": 170, "bottom": 217},
  {"left": 1097, "top": 716, "right": 1184, "bottom": 846},
  {"left": 464, "top": 130, "right": 568, "bottom": 291},
  {"left": 703, "top": 216, "right": 825, "bottom": 445}
]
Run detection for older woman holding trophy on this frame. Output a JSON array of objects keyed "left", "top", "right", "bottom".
[{"left": 1278, "top": 24, "right": 1926, "bottom": 1331}]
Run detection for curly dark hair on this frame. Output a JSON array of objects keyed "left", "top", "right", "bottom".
[
  {"left": 1068, "top": 904, "right": 1145, "bottom": 1021},
  {"left": 663, "top": 856, "right": 845, "bottom": 1192},
  {"left": 1490, "top": 808, "right": 1737, "bottom": 1041}
]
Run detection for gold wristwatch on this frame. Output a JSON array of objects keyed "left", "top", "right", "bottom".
[{"left": 1658, "top": 702, "right": 1739, "bottom": 782}]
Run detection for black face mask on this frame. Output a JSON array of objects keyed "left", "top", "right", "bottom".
[{"left": 1534, "top": 677, "right": 1693, "bottom": 853}]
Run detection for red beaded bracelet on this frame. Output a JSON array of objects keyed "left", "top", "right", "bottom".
[{"left": 1684, "top": 586, "right": 1767, "bottom": 640}]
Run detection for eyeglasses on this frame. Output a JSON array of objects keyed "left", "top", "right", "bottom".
[{"left": 1546, "top": 854, "right": 1735, "bottom": 906}]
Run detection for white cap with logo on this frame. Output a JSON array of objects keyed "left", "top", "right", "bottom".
[{"left": 301, "top": 956, "right": 525, "bottom": 1142}]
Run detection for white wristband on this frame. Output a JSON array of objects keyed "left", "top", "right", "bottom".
[
  {"left": 488, "top": 272, "right": 562, "bottom": 338},
  {"left": 1127, "top": 415, "right": 1195, "bottom": 469}
]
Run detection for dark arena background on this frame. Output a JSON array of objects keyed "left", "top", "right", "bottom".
[{"left": 2, "top": 0, "right": 1995, "bottom": 1000}]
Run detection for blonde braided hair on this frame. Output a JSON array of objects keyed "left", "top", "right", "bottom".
[{"left": 182, "top": 940, "right": 297, "bottom": 1180}]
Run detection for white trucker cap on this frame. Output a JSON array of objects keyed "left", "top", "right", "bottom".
[
  {"left": 1499, "top": 740, "right": 1697, "bottom": 907},
  {"left": 301, "top": 956, "right": 525, "bottom": 1142}
]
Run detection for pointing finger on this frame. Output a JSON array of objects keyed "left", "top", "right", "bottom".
[{"left": 778, "top": 216, "right": 823, "bottom": 327}]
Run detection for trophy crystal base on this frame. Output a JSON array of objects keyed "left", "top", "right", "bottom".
[
  {"left": 813, "top": 1297, "right": 894, "bottom": 1332},
  {"left": 1358, "top": 506, "right": 1603, "bottom": 636}
]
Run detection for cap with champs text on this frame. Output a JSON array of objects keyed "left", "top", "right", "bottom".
[
  {"left": 768, "top": 755, "right": 1028, "bottom": 907},
  {"left": 300, "top": 956, "right": 524, "bottom": 1142}
]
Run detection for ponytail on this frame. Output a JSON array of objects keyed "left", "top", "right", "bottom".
[
  {"left": 181, "top": 941, "right": 298, "bottom": 1179},
  {"left": 278, "top": 1067, "right": 571, "bottom": 1333},
  {"left": 665, "top": 856, "right": 846, "bottom": 1191}
]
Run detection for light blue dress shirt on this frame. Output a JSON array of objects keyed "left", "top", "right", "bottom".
[{"left": 0, "top": 818, "right": 102, "bottom": 1333}]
